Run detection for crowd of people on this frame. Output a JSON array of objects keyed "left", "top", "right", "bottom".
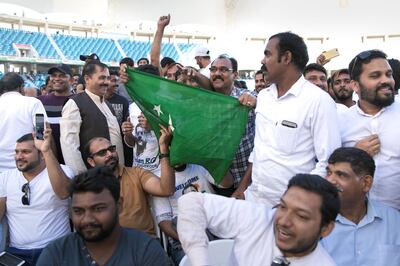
[{"left": 0, "top": 13, "right": 399, "bottom": 266}]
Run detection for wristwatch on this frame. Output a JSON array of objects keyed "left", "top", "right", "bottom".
[{"left": 159, "top": 153, "right": 170, "bottom": 159}]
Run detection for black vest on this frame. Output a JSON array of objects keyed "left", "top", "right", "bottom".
[{"left": 71, "top": 92, "right": 116, "bottom": 159}]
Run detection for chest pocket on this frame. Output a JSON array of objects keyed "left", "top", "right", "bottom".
[{"left": 274, "top": 120, "right": 299, "bottom": 154}]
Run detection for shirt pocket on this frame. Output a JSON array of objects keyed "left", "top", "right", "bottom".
[
  {"left": 274, "top": 120, "right": 299, "bottom": 154},
  {"left": 377, "top": 244, "right": 400, "bottom": 266}
]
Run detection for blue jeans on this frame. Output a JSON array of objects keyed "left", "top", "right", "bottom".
[{"left": 6, "top": 247, "right": 43, "bottom": 266}]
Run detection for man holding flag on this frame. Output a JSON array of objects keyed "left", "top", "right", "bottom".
[{"left": 119, "top": 56, "right": 253, "bottom": 190}]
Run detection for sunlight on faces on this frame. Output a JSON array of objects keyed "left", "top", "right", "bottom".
[
  {"left": 274, "top": 186, "right": 331, "bottom": 257},
  {"left": 87, "top": 138, "right": 119, "bottom": 171},
  {"left": 332, "top": 73, "right": 352, "bottom": 100},
  {"left": 210, "top": 58, "right": 234, "bottom": 91},
  {"left": 305, "top": 70, "right": 328, "bottom": 91},
  {"left": 15, "top": 140, "right": 42, "bottom": 172},
  {"left": 355, "top": 58, "right": 395, "bottom": 108},
  {"left": 326, "top": 162, "right": 371, "bottom": 207},
  {"left": 85, "top": 66, "right": 110, "bottom": 97}
]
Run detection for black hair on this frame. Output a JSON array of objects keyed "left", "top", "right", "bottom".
[
  {"left": 388, "top": 58, "right": 400, "bottom": 92},
  {"left": 331, "top": 68, "right": 350, "bottom": 82},
  {"left": 137, "top": 64, "right": 160, "bottom": 76},
  {"left": 160, "top": 57, "right": 175, "bottom": 68},
  {"left": 304, "top": 63, "right": 327, "bottom": 76},
  {"left": 349, "top": 50, "right": 387, "bottom": 81},
  {"left": 16, "top": 133, "right": 34, "bottom": 143},
  {"left": 109, "top": 69, "right": 119, "bottom": 76},
  {"left": 119, "top": 57, "right": 134, "bottom": 67},
  {"left": 328, "top": 147, "right": 375, "bottom": 178},
  {"left": 0, "top": 72, "right": 24, "bottom": 92},
  {"left": 269, "top": 32, "right": 309, "bottom": 71},
  {"left": 230, "top": 57, "right": 238, "bottom": 73},
  {"left": 82, "top": 61, "right": 108, "bottom": 78},
  {"left": 287, "top": 174, "right": 340, "bottom": 227},
  {"left": 70, "top": 166, "right": 120, "bottom": 202},
  {"left": 137, "top": 57, "right": 150, "bottom": 64}
]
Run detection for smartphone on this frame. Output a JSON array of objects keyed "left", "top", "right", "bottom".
[
  {"left": 322, "top": 48, "right": 339, "bottom": 60},
  {"left": 35, "top": 113, "right": 45, "bottom": 140},
  {"left": 0, "top": 251, "right": 25, "bottom": 266}
]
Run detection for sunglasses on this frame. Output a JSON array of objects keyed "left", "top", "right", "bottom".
[
  {"left": 90, "top": 145, "right": 116, "bottom": 157},
  {"left": 350, "top": 50, "right": 381, "bottom": 79},
  {"left": 21, "top": 183, "right": 30, "bottom": 206}
]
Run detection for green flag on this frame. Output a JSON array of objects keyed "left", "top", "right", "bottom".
[{"left": 125, "top": 68, "right": 249, "bottom": 183}]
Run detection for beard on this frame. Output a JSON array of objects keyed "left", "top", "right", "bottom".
[
  {"left": 76, "top": 208, "right": 119, "bottom": 242},
  {"left": 334, "top": 87, "right": 353, "bottom": 101},
  {"left": 16, "top": 155, "right": 41, "bottom": 173},
  {"left": 104, "top": 155, "right": 119, "bottom": 171},
  {"left": 360, "top": 82, "right": 394, "bottom": 108}
]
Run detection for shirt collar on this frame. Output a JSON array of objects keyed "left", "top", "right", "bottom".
[
  {"left": 85, "top": 89, "right": 104, "bottom": 103},
  {"left": 266, "top": 76, "right": 306, "bottom": 99},
  {"left": 336, "top": 199, "right": 382, "bottom": 226},
  {"left": 355, "top": 101, "right": 387, "bottom": 117}
]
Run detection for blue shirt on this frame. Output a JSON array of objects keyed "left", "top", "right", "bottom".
[{"left": 321, "top": 199, "right": 400, "bottom": 266}]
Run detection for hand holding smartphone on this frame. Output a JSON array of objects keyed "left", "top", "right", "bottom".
[{"left": 35, "top": 114, "right": 45, "bottom": 140}]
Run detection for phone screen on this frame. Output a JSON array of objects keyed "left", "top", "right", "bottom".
[
  {"left": 35, "top": 114, "right": 45, "bottom": 140},
  {"left": 0, "top": 252, "right": 25, "bottom": 266}
]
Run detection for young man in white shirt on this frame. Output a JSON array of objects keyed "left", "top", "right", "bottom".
[
  {"left": 339, "top": 49, "right": 400, "bottom": 210},
  {"left": 0, "top": 128, "right": 73, "bottom": 265},
  {"left": 177, "top": 174, "right": 339, "bottom": 266}
]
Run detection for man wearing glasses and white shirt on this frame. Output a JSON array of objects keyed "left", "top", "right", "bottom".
[
  {"left": 0, "top": 129, "right": 73, "bottom": 265},
  {"left": 339, "top": 49, "right": 400, "bottom": 210}
]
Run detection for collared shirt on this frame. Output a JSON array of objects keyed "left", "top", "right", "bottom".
[
  {"left": 60, "top": 90, "right": 124, "bottom": 174},
  {"left": 0, "top": 91, "right": 47, "bottom": 172},
  {"left": 339, "top": 102, "right": 400, "bottom": 210},
  {"left": 177, "top": 193, "right": 336, "bottom": 266},
  {"left": 321, "top": 200, "right": 400, "bottom": 266},
  {"left": 248, "top": 77, "right": 341, "bottom": 206},
  {"left": 229, "top": 87, "right": 256, "bottom": 187}
]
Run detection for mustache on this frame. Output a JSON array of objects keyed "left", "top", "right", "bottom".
[
  {"left": 212, "top": 75, "right": 224, "bottom": 81},
  {"left": 377, "top": 83, "right": 393, "bottom": 91},
  {"left": 81, "top": 223, "right": 102, "bottom": 230}
]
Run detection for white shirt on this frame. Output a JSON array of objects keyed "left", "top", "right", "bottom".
[
  {"left": 152, "top": 164, "right": 215, "bottom": 224},
  {"left": 336, "top": 103, "right": 349, "bottom": 114},
  {"left": 0, "top": 165, "right": 74, "bottom": 249},
  {"left": 248, "top": 77, "right": 341, "bottom": 206},
  {"left": 199, "top": 62, "right": 211, "bottom": 79},
  {"left": 60, "top": 90, "right": 124, "bottom": 174},
  {"left": 128, "top": 103, "right": 160, "bottom": 172},
  {"left": 0, "top": 92, "right": 47, "bottom": 173},
  {"left": 339, "top": 102, "right": 400, "bottom": 210},
  {"left": 177, "top": 193, "right": 336, "bottom": 266}
]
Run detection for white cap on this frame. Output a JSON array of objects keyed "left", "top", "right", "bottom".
[{"left": 194, "top": 46, "right": 210, "bottom": 57}]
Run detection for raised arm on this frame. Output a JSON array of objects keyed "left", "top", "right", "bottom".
[
  {"left": 150, "top": 14, "right": 170, "bottom": 73},
  {"left": 142, "top": 125, "right": 175, "bottom": 196},
  {"left": 35, "top": 124, "right": 71, "bottom": 199}
]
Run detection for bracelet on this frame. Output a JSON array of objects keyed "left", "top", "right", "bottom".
[{"left": 159, "top": 153, "right": 170, "bottom": 159}]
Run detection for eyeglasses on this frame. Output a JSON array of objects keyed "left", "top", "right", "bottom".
[
  {"left": 271, "top": 256, "right": 290, "bottom": 266},
  {"left": 350, "top": 50, "right": 382, "bottom": 80},
  {"left": 209, "top": 67, "right": 232, "bottom": 74},
  {"left": 21, "top": 183, "right": 30, "bottom": 206},
  {"left": 90, "top": 145, "right": 116, "bottom": 157}
]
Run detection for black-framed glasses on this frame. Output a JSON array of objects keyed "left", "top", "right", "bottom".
[
  {"left": 209, "top": 66, "right": 232, "bottom": 74},
  {"left": 90, "top": 145, "right": 116, "bottom": 157},
  {"left": 21, "top": 183, "right": 30, "bottom": 206}
]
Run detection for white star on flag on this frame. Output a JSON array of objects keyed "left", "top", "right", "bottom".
[
  {"left": 153, "top": 105, "right": 163, "bottom": 116},
  {"left": 168, "top": 114, "right": 175, "bottom": 132}
]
